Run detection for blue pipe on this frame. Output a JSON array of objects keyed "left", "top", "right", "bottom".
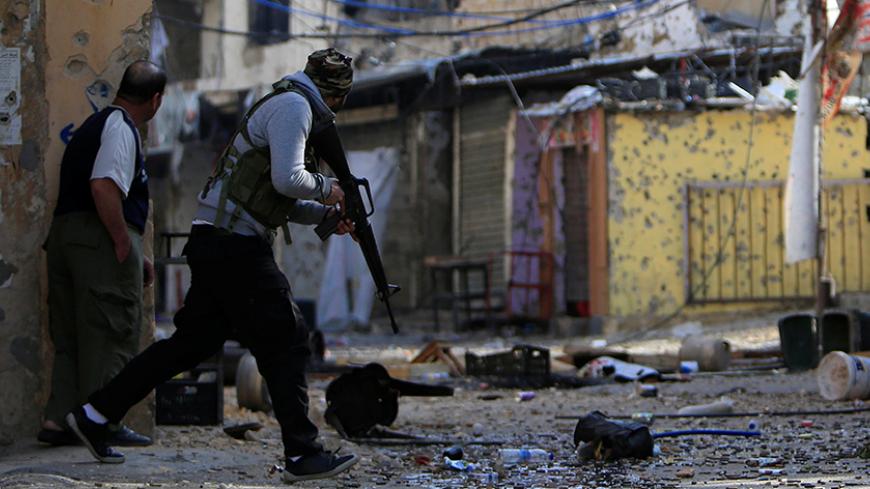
[{"left": 652, "top": 429, "right": 762, "bottom": 439}]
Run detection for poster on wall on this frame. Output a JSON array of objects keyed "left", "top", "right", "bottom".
[{"left": 0, "top": 47, "right": 21, "bottom": 146}]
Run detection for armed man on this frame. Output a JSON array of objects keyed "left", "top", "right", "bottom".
[{"left": 65, "top": 48, "right": 362, "bottom": 483}]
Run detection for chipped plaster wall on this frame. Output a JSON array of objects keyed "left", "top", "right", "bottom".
[
  {"left": 0, "top": 0, "right": 151, "bottom": 445},
  {"left": 606, "top": 110, "right": 869, "bottom": 326},
  {"left": 0, "top": 0, "right": 48, "bottom": 446}
]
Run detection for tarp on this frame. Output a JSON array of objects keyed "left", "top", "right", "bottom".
[{"left": 317, "top": 147, "right": 400, "bottom": 330}]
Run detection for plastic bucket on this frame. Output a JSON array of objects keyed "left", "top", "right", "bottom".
[
  {"left": 778, "top": 314, "right": 818, "bottom": 371},
  {"left": 816, "top": 351, "right": 870, "bottom": 401},
  {"left": 679, "top": 336, "right": 731, "bottom": 372},
  {"left": 820, "top": 311, "right": 855, "bottom": 355}
]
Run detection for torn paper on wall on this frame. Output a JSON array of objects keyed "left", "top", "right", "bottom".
[{"left": 0, "top": 48, "right": 21, "bottom": 146}]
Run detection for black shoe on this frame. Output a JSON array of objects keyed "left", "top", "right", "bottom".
[
  {"left": 283, "top": 450, "right": 359, "bottom": 483},
  {"left": 65, "top": 407, "right": 125, "bottom": 464},
  {"left": 107, "top": 425, "right": 152, "bottom": 447},
  {"left": 36, "top": 428, "right": 81, "bottom": 446}
]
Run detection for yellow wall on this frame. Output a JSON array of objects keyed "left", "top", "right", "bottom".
[
  {"left": 606, "top": 110, "right": 870, "bottom": 321},
  {"left": 45, "top": 0, "right": 152, "bottom": 206}
]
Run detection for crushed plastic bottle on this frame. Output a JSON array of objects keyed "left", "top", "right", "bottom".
[
  {"left": 631, "top": 412, "right": 655, "bottom": 425},
  {"left": 443, "top": 456, "right": 477, "bottom": 472},
  {"left": 498, "top": 448, "right": 554, "bottom": 465}
]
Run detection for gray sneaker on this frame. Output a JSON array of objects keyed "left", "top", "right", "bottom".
[{"left": 282, "top": 450, "right": 359, "bottom": 482}]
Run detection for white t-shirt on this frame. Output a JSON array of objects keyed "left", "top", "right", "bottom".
[{"left": 89, "top": 107, "right": 139, "bottom": 198}]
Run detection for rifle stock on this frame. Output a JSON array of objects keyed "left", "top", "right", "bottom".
[{"left": 310, "top": 124, "right": 400, "bottom": 334}]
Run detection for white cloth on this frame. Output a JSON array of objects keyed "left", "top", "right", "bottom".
[
  {"left": 90, "top": 107, "right": 138, "bottom": 198},
  {"left": 317, "top": 148, "right": 399, "bottom": 330}
]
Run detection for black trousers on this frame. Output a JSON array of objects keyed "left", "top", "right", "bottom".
[{"left": 90, "top": 225, "right": 322, "bottom": 457}]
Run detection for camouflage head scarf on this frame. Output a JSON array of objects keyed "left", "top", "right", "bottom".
[{"left": 304, "top": 48, "right": 353, "bottom": 98}]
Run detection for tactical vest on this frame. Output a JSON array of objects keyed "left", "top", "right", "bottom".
[{"left": 205, "top": 79, "right": 321, "bottom": 242}]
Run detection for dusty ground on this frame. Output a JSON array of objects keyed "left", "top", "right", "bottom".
[{"left": 1, "top": 313, "right": 869, "bottom": 488}]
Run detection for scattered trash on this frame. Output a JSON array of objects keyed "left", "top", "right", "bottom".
[
  {"left": 473, "top": 472, "right": 500, "bottom": 485},
  {"left": 677, "top": 397, "right": 735, "bottom": 416},
  {"left": 816, "top": 351, "right": 870, "bottom": 401},
  {"left": 498, "top": 448, "right": 554, "bottom": 465},
  {"left": 631, "top": 412, "right": 655, "bottom": 425},
  {"left": 324, "top": 363, "right": 453, "bottom": 439},
  {"left": 578, "top": 356, "right": 660, "bottom": 382},
  {"left": 443, "top": 445, "right": 463, "bottom": 460},
  {"left": 412, "top": 341, "right": 465, "bottom": 377},
  {"left": 222, "top": 422, "right": 263, "bottom": 440},
  {"left": 413, "top": 454, "right": 431, "bottom": 465},
  {"left": 859, "top": 441, "right": 870, "bottom": 459},
  {"left": 747, "top": 457, "right": 781, "bottom": 467},
  {"left": 679, "top": 336, "right": 731, "bottom": 372},
  {"left": 759, "top": 468, "right": 785, "bottom": 476},
  {"left": 676, "top": 467, "right": 695, "bottom": 478},
  {"left": 636, "top": 384, "right": 658, "bottom": 398},
  {"left": 573, "top": 411, "right": 654, "bottom": 461},
  {"left": 267, "top": 464, "right": 284, "bottom": 477},
  {"left": 466, "top": 345, "right": 551, "bottom": 388},
  {"left": 443, "top": 456, "right": 477, "bottom": 472},
  {"left": 748, "top": 419, "right": 761, "bottom": 431},
  {"left": 517, "top": 391, "right": 536, "bottom": 402},
  {"left": 679, "top": 361, "right": 700, "bottom": 374},
  {"left": 471, "top": 423, "right": 485, "bottom": 436},
  {"left": 800, "top": 419, "right": 814, "bottom": 428}
]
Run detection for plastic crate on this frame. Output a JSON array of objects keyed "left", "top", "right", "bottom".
[
  {"left": 465, "top": 345, "right": 550, "bottom": 387},
  {"left": 156, "top": 369, "right": 223, "bottom": 426}
]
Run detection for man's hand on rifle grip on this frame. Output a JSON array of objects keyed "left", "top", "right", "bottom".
[{"left": 323, "top": 180, "right": 344, "bottom": 206}]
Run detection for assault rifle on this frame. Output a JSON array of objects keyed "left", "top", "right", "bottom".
[{"left": 310, "top": 123, "right": 401, "bottom": 334}]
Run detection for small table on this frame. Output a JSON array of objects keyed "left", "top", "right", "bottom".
[{"left": 424, "top": 255, "right": 492, "bottom": 331}]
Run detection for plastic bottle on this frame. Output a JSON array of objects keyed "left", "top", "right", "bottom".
[{"left": 498, "top": 448, "right": 554, "bottom": 464}]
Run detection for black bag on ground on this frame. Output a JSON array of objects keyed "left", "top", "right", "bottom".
[
  {"left": 324, "top": 363, "right": 453, "bottom": 438},
  {"left": 573, "top": 411, "right": 654, "bottom": 461}
]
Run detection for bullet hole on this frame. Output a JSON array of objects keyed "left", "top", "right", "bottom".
[
  {"left": 73, "top": 31, "right": 90, "bottom": 46},
  {"left": 64, "top": 55, "right": 90, "bottom": 77},
  {"left": 4, "top": 90, "right": 15, "bottom": 106}
]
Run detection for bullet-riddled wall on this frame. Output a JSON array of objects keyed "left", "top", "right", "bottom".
[
  {"left": 0, "top": 0, "right": 151, "bottom": 445},
  {"left": 606, "top": 110, "right": 870, "bottom": 324}
]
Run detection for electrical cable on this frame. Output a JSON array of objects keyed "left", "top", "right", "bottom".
[
  {"left": 157, "top": 0, "right": 660, "bottom": 39},
  {"left": 555, "top": 405, "right": 870, "bottom": 420},
  {"left": 329, "top": 0, "right": 595, "bottom": 24},
  {"left": 253, "top": 0, "right": 660, "bottom": 37},
  {"left": 330, "top": 0, "right": 626, "bottom": 19}
]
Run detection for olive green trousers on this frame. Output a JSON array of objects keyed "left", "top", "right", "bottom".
[{"left": 43, "top": 212, "right": 143, "bottom": 425}]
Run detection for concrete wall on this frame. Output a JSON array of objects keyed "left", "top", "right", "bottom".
[
  {"left": 197, "top": 0, "right": 333, "bottom": 92},
  {"left": 606, "top": 109, "right": 870, "bottom": 325},
  {"left": 0, "top": 0, "right": 152, "bottom": 445},
  {"left": 0, "top": 0, "right": 49, "bottom": 447}
]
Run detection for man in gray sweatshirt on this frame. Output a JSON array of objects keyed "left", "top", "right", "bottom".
[{"left": 64, "top": 49, "right": 360, "bottom": 483}]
